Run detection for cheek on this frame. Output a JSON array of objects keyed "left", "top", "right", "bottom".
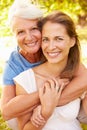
[
  {"left": 60, "top": 41, "right": 71, "bottom": 50},
  {"left": 63, "top": 46, "right": 71, "bottom": 56},
  {"left": 41, "top": 44, "right": 44, "bottom": 51},
  {"left": 41, "top": 44, "right": 46, "bottom": 54},
  {"left": 34, "top": 31, "right": 41, "bottom": 39},
  {"left": 60, "top": 43, "right": 71, "bottom": 56},
  {"left": 41, "top": 42, "right": 47, "bottom": 49},
  {"left": 16, "top": 36, "right": 23, "bottom": 45}
]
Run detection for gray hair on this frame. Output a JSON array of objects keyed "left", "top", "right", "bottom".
[{"left": 8, "top": 0, "right": 43, "bottom": 25}]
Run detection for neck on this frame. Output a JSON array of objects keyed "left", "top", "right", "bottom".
[
  {"left": 19, "top": 49, "right": 43, "bottom": 63},
  {"left": 44, "top": 60, "right": 67, "bottom": 78}
]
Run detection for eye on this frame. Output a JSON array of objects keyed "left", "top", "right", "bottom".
[
  {"left": 55, "top": 37, "right": 64, "bottom": 41},
  {"left": 42, "top": 37, "right": 49, "bottom": 43},
  {"left": 31, "top": 27, "right": 39, "bottom": 31},
  {"left": 17, "top": 30, "right": 24, "bottom": 35}
]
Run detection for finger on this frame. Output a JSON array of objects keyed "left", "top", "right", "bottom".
[
  {"left": 58, "top": 83, "right": 64, "bottom": 95},
  {"left": 59, "top": 78, "right": 70, "bottom": 86},
  {"left": 31, "top": 116, "right": 45, "bottom": 127},
  {"left": 64, "top": 80, "right": 70, "bottom": 86},
  {"left": 60, "top": 78, "right": 69, "bottom": 82},
  {"left": 31, "top": 119, "right": 39, "bottom": 127},
  {"left": 44, "top": 81, "right": 50, "bottom": 89},
  {"left": 31, "top": 116, "right": 41, "bottom": 127},
  {"left": 43, "top": 81, "right": 51, "bottom": 92},
  {"left": 31, "top": 116, "right": 39, "bottom": 127},
  {"left": 52, "top": 78, "right": 60, "bottom": 91},
  {"left": 39, "top": 86, "right": 44, "bottom": 98},
  {"left": 46, "top": 79, "right": 55, "bottom": 90},
  {"left": 37, "top": 114, "right": 45, "bottom": 121},
  {"left": 39, "top": 82, "right": 51, "bottom": 102},
  {"left": 36, "top": 106, "right": 45, "bottom": 121},
  {"left": 35, "top": 116, "right": 45, "bottom": 124},
  {"left": 35, "top": 116, "right": 46, "bottom": 125}
]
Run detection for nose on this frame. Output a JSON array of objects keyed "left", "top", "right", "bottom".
[
  {"left": 48, "top": 40, "right": 56, "bottom": 50},
  {"left": 25, "top": 31, "right": 33, "bottom": 41}
]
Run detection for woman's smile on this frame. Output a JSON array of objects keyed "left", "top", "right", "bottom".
[{"left": 47, "top": 51, "right": 60, "bottom": 58}]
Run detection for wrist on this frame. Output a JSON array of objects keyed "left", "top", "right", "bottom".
[{"left": 41, "top": 105, "right": 53, "bottom": 120}]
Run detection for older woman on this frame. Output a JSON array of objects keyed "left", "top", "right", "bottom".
[
  {"left": 1, "top": 0, "right": 87, "bottom": 130},
  {"left": 1, "top": 0, "right": 44, "bottom": 130}
]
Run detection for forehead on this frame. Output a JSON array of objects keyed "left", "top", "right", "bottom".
[
  {"left": 11, "top": 16, "right": 38, "bottom": 31},
  {"left": 42, "top": 21, "right": 67, "bottom": 36}
]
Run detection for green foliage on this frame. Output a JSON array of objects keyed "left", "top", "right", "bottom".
[
  {"left": 33, "top": 0, "right": 87, "bottom": 25},
  {"left": 81, "top": 124, "right": 87, "bottom": 130},
  {"left": 0, "top": 0, "right": 14, "bottom": 37},
  {"left": 0, "top": 0, "right": 87, "bottom": 36},
  {"left": 0, "top": 88, "right": 11, "bottom": 130},
  {"left": 0, "top": 111, "right": 11, "bottom": 130},
  {"left": 0, "top": 87, "right": 2, "bottom": 98},
  {"left": 33, "top": 0, "right": 87, "bottom": 13}
]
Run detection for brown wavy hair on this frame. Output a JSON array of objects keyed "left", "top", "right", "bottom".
[{"left": 38, "top": 11, "right": 81, "bottom": 80}]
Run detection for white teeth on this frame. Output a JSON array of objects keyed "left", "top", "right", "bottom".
[
  {"left": 48, "top": 52, "right": 59, "bottom": 57},
  {"left": 25, "top": 42, "right": 36, "bottom": 47}
]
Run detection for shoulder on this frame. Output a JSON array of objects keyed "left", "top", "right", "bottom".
[
  {"left": 4, "top": 50, "right": 22, "bottom": 73},
  {"left": 14, "top": 68, "right": 33, "bottom": 80},
  {"left": 5, "top": 49, "right": 28, "bottom": 71},
  {"left": 75, "top": 63, "right": 87, "bottom": 76},
  {"left": 8, "top": 50, "right": 20, "bottom": 63},
  {"left": 13, "top": 68, "right": 34, "bottom": 91},
  {"left": 3, "top": 50, "right": 24, "bottom": 81}
]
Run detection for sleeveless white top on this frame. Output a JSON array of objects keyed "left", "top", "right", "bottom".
[{"left": 14, "top": 69, "right": 82, "bottom": 130}]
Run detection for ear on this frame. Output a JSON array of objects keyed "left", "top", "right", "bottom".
[{"left": 70, "top": 37, "right": 76, "bottom": 47}]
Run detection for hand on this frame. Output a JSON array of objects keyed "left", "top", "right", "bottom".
[
  {"left": 58, "top": 78, "right": 70, "bottom": 87},
  {"left": 31, "top": 105, "right": 46, "bottom": 127},
  {"left": 39, "top": 78, "right": 63, "bottom": 120}
]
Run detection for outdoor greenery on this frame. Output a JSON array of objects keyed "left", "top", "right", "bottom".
[
  {"left": 0, "top": 0, "right": 87, "bottom": 37},
  {"left": 0, "top": 0, "right": 87, "bottom": 130},
  {"left": 0, "top": 112, "right": 11, "bottom": 130}
]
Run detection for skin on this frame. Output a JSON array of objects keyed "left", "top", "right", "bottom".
[
  {"left": 41, "top": 22, "right": 75, "bottom": 64},
  {"left": 1, "top": 17, "right": 42, "bottom": 120},
  {"left": 12, "top": 17, "right": 42, "bottom": 62},
  {"left": 82, "top": 94, "right": 87, "bottom": 115},
  {"left": 15, "top": 22, "right": 87, "bottom": 130},
  {"left": 1, "top": 16, "right": 87, "bottom": 126}
]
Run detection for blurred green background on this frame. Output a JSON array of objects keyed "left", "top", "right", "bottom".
[{"left": 0, "top": 0, "right": 87, "bottom": 130}]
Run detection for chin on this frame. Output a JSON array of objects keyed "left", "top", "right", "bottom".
[
  {"left": 48, "top": 60, "right": 59, "bottom": 64},
  {"left": 27, "top": 48, "right": 40, "bottom": 53}
]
